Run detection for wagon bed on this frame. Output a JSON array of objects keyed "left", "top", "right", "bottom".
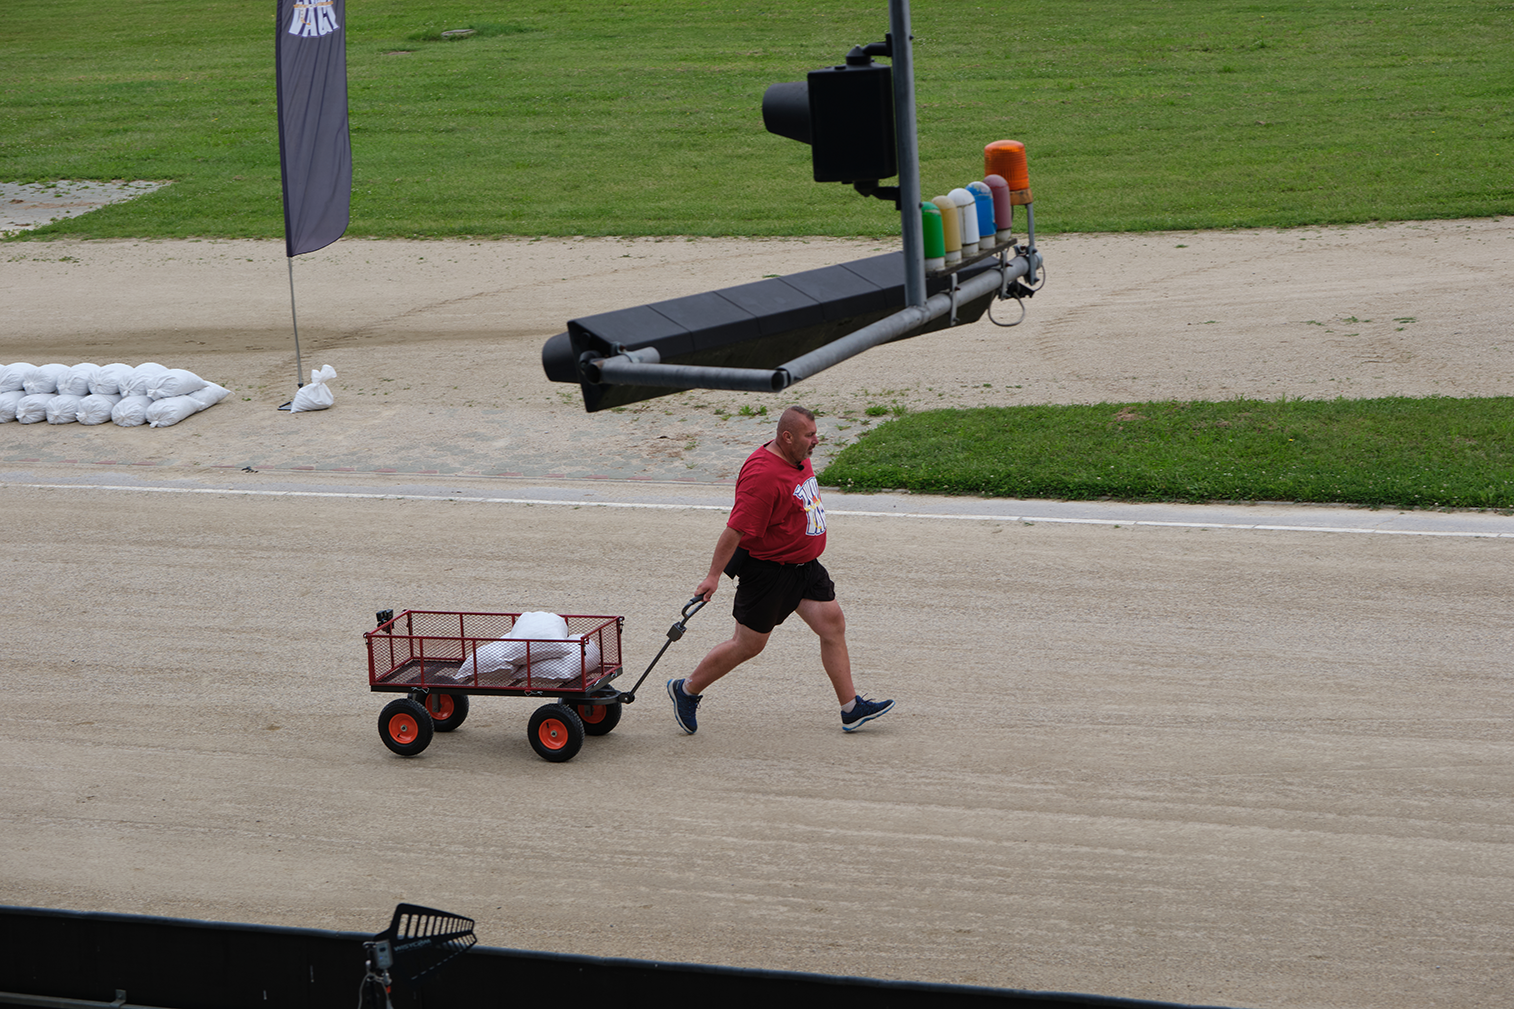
[{"left": 367, "top": 609, "right": 624, "bottom": 696}]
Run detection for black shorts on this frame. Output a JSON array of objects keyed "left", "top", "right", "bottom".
[{"left": 732, "top": 556, "right": 836, "bottom": 635}]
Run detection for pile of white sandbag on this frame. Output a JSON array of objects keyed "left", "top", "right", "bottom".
[
  {"left": 0, "top": 362, "right": 230, "bottom": 427},
  {"left": 452, "top": 612, "right": 603, "bottom": 684}
]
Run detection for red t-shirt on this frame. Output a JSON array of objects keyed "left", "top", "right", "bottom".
[{"left": 726, "top": 443, "right": 827, "bottom": 564}]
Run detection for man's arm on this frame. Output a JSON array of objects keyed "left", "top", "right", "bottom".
[{"left": 695, "top": 525, "right": 744, "bottom": 601}]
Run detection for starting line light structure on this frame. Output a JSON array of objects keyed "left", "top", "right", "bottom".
[{"left": 541, "top": 0, "right": 1044, "bottom": 412}]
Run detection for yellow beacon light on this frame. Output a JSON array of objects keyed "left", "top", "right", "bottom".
[{"left": 930, "top": 195, "right": 962, "bottom": 265}]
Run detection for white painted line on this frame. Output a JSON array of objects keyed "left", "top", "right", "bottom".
[
  {"left": 7, "top": 481, "right": 1513, "bottom": 539},
  {"left": 822, "top": 508, "right": 1514, "bottom": 537},
  {"left": 6, "top": 482, "right": 728, "bottom": 512}
]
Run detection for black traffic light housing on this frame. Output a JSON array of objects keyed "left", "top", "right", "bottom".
[{"left": 763, "top": 40, "right": 898, "bottom": 197}]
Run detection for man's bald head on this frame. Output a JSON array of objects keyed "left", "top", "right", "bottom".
[
  {"left": 777, "top": 405, "right": 815, "bottom": 438},
  {"left": 771, "top": 405, "right": 819, "bottom": 466}
]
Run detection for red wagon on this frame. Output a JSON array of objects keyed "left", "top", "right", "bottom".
[{"left": 366, "top": 600, "right": 703, "bottom": 762}]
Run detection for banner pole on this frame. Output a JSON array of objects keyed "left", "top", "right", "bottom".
[{"left": 288, "top": 256, "right": 304, "bottom": 390}]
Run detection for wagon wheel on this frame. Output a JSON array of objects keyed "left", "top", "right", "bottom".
[
  {"left": 575, "top": 701, "right": 622, "bottom": 737},
  {"left": 527, "top": 703, "right": 584, "bottom": 763},
  {"left": 424, "top": 691, "right": 470, "bottom": 732},
  {"left": 379, "top": 698, "right": 434, "bottom": 757}
]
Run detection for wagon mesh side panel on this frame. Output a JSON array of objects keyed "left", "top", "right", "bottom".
[
  {"left": 568, "top": 615, "right": 623, "bottom": 688},
  {"left": 370, "top": 611, "right": 623, "bottom": 694}
]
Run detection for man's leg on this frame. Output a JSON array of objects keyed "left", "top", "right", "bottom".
[
  {"left": 686, "top": 621, "right": 770, "bottom": 694},
  {"left": 795, "top": 597, "right": 856, "bottom": 704}
]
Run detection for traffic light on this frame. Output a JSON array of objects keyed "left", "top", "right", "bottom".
[{"left": 762, "top": 42, "right": 898, "bottom": 190}]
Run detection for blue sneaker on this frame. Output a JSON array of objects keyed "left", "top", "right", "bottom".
[
  {"left": 841, "top": 695, "right": 894, "bottom": 732},
  {"left": 667, "top": 677, "right": 702, "bottom": 735}
]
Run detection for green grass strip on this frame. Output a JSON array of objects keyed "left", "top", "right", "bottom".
[
  {"left": 819, "top": 397, "right": 1514, "bottom": 510},
  {"left": 3, "top": 0, "right": 1511, "bottom": 239}
]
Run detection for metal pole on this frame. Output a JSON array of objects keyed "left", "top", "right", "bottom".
[
  {"left": 889, "top": 0, "right": 926, "bottom": 309},
  {"left": 286, "top": 257, "right": 304, "bottom": 390},
  {"left": 779, "top": 254, "right": 1028, "bottom": 383},
  {"left": 589, "top": 254, "right": 1031, "bottom": 391}
]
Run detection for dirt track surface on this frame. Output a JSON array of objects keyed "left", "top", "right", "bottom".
[{"left": 2, "top": 222, "right": 1512, "bottom": 1009}]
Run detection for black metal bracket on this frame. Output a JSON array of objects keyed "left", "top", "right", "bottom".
[{"left": 853, "top": 179, "right": 901, "bottom": 208}]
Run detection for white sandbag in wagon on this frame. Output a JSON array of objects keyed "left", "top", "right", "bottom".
[
  {"left": 14, "top": 393, "right": 55, "bottom": 423},
  {"left": 509, "top": 611, "right": 571, "bottom": 640},
  {"left": 46, "top": 394, "right": 85, "bottom": 424},
  {"left": 0, "top": 363, "right": 35, "bottom": 393},
  {"left": 23, "top": 363, "right": 70, "bottom": 395},
  {"left": 121, "top": 363, "right": 168, "bottom": 398},
  {"left": 111, "top": 394, "right": 153, "bottom": 427},
  {"left": 76, "top": 393, "right": 121, "bottom": 425},
  {"left": 461, "top": 613, "right": 604, "bottom": 684},
  {"left": 0, "top": 390, "right": 25, "bottom": 422},
  {"left": 89, "top": 363, "right": 134, "bottom": 396},
  {"left": 521, "top": 635, "right": 603, "bottom": 683},
  {"left": 57, "top": 364, "right": 100, "bottom": 396},
  {"left": 288, "top": 364, "right": 336, "bottom": 412},
  {"left": 452, "top": 638, "right": 520, "bottom": 682},
  {"left": 452, "top": 630, "right": 601, "bottom": 684},
  {"left": 451, "top": 611, "right": 571, "bottom": 682},
  {"left": 146, "top": 368, "right": 207, "bottom": 400}
]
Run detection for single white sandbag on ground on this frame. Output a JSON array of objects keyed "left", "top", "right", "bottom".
[
  {"left": 23, "top": 363, "right": 70, "bottom": 395},
  {"left": 58, "top": 364, "right": 100, "bottom": 396},
  {"left": 111, "top": 394, "right": 153, "bottom": 427},
  {"left": 145, "top": 380, "right": 230, "bottom": 427},
  {"left": 89, "top": 363, "right": 134, "bottom": 396},
  {"left": 76, "top": 393, "right": 122, "bottom": 425},
  {"left": 0, "top": 363, "right": 34, "bottom": 393},
  {"left": 0, "top": 389, "right": 26, "bottom": 422},
  {"left": 145, "top": 395, "right": 201, "bottom": 427},
  {"left": 15, "top": 393, "right": 55, "bottom": 423},
  {"left": 187, "top": 382, "right": 231, "bottom": 409},
  {"left": 122, "top": 363, "right": 168, "bottom": 398},
  {"left": 146, "top": 367, "right": 207, "bottom": 400},
  {"left": 288, "top": 364, "right": 336, "bottom": 412},
  {"left": 46, "top": 394, "right": 85, "bottom": 423}
]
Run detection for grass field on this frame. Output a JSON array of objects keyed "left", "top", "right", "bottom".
[
  {"left": 7, "top": 1, "right": 1510, "bottom": 509},
  {"left": 3, "top": 0, "right": 1511, "bottom": 239},
  {"left": 819, "top": 397, "right": 1514, "bottom": 510}
]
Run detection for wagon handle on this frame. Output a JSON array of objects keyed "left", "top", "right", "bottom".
[
  {"left": 673, "top": 595, "right": 706, "bottom": 635},
  {"left": 620, "top": 597, "right": 706, "bottom": 702}
]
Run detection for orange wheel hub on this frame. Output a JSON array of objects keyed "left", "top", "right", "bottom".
[
  {"left": 537, "top": 718, "right": 569, "bottom": 750},
  {"left": 388, "top": 713, "right": 419, "bottom": 745}
]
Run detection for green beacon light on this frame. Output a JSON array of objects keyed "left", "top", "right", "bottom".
[{"left": 920, "top": 202, "right": 945, "bottom": 271}]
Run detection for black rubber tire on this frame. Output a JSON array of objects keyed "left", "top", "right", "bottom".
[
  {"left": 575, "top": 701, "right": 622, "bottom": 736},
  {"left": 379, "top": 697, "right": 434, "bottom": 756},
  {"left": 424, "top": 691, "right": 470, "bottom": 732},
  {"left": 527, "top": 703, "right": 585, "bottom": 763}
]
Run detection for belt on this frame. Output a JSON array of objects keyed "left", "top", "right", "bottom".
[{"left": 746, "top": 555, "right": 817, "bottom": 569}]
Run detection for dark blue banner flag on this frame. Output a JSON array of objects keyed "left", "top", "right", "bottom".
[{"left": 275, "top": 0, "right": 351, "bottom": 257}]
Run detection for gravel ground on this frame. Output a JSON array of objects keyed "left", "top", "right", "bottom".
[{"left": 3, "top": 222, "right": 1512, "bottom": 1009}]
